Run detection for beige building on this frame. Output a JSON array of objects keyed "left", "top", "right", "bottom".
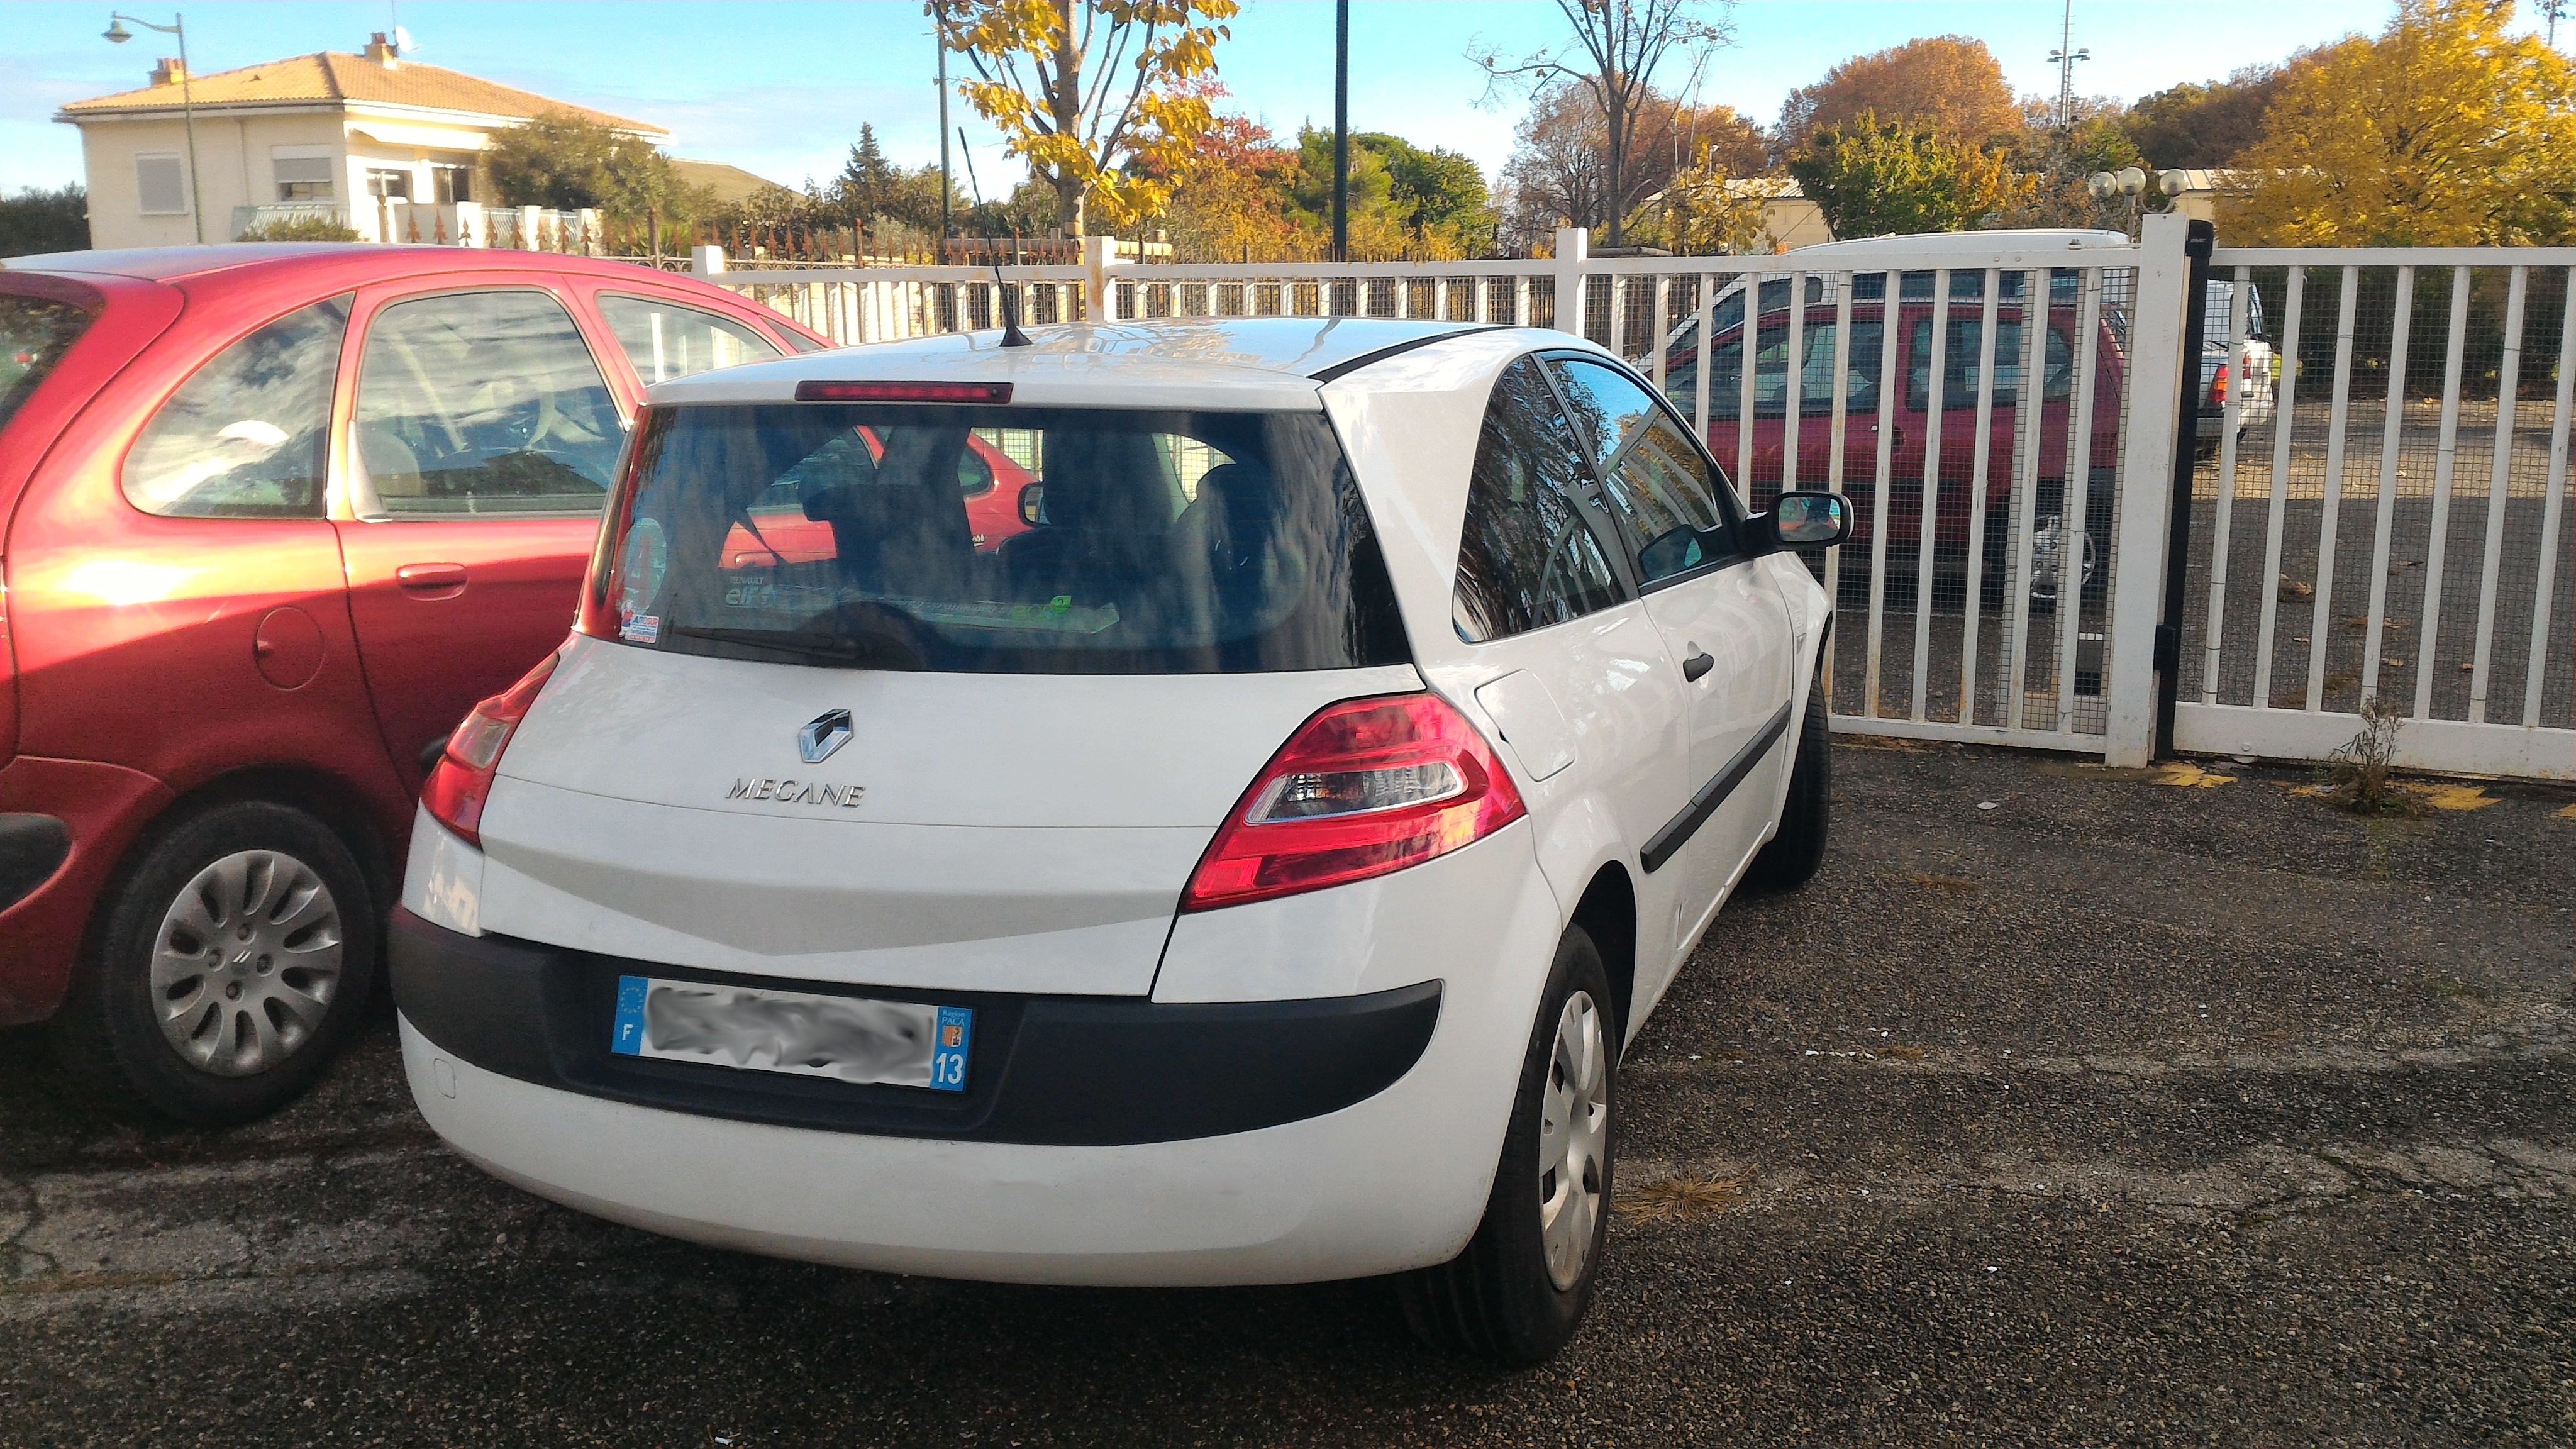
[{"left": 57, "top": 33, "right": 663, "bottom": 248}]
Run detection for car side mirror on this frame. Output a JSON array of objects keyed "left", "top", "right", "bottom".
[
  {"left": 1763, "top": 491, "right": 1850, "bottom": 550},
  {"left": 1018, "top": 482, "right": 1046, "bottom": 526}
]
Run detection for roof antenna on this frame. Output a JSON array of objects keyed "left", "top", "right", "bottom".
[{"left": 991, "top": 265, "right": 1033, "bottom": 347}]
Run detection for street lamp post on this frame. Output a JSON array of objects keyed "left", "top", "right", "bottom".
[
  {"left": 2089, "top": 166, "right": 2151, "bottom": 240},
  {"left": 104, "top": 11, "right": 205, "bottom": 244},
  {"left": 1331, "top": 0, "right": 1349, "bottom": 265}
]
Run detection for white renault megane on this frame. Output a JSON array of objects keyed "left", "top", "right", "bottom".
[{"left": 392, "top": 316, "right": 1848, "bottom": 1363}]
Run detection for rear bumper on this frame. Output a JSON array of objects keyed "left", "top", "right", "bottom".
[
  {"left": 388, "top": 906, "right": 1440, "bottom": 1147},
  {"left": 393, "top": 818, "right": 1563, "bottom": 1285}
]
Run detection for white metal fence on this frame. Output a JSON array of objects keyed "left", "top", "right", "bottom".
[
  {"left": 699, "top": 219, "right": 2572, "bottom": 780},
  {"left": 2175, "top": 249, "right": 2575, "bottom": 779}
]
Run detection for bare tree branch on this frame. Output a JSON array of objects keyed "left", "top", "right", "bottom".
[{"left": 1474, "top": 0, "right": 1735, "bottom": 245}]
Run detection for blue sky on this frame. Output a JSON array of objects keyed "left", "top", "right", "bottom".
[{"left": 3, "top": 1, "right": 2547, "bottom": 199}]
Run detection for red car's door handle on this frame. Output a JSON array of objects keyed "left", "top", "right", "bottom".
[
  {"left": 1871, "top": 423, "right": 1907, "bottom": 448},
  {"left": 395, "top": 562, "right": 468, "bottom": 591}
]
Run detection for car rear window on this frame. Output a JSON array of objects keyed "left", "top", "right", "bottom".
[
  {"left": 0, "top": 292, "right": 94, "bottom": 436},
  {"left": 604, "top": 402, "right": 1409, "bottom": 674}
]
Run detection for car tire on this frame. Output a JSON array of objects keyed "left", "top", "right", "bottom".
[
  {"left": 1745, "top": 664, "right": 1829, "bottom": 891},
  {"left": 1396, "top": 924, "right": 1616, "bottom": 1365},
  {"left": 50, "top": 800, "right": 377, "bottom": 1126}
]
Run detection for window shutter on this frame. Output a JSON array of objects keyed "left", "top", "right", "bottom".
[{"left": 135, "top": 155, "right": 187, "bottom": 215}]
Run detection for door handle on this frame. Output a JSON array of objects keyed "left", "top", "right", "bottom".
[
  {"left": 396, "top": 562, "right": 468, "bottom": 591},
  {"left": 1872, "top": 422, "right": 1907, "bottom": 448},
  {"left": 1682, "top": 651, "right": 1715, "bottom": 682}
]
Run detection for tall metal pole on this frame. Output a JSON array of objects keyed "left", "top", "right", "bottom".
[
  {"left": 936, "top": 8, "right": 952, "bottom": 254},
  {"left": 175, "top": 13, "right": 203, "bottom": 243},
  {"left": 2046, "top": 0, "right": 2087, "bottom": 131},
  {"left": 1331, "top": 0, "right": 1348, "bottom": 264}
]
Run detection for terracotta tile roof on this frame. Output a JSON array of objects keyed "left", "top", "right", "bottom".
[{"left": 60, "top": 51, "right": 663, "bottom": 136}]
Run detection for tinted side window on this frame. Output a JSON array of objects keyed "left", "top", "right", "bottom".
[
  {"left": 1905, "top": 318, "right": 2076, "bottom": 411},
  {"left": 123, "top": 295, "right": 348, "bottom": 519},
  {"left": 1546, "top": 357, "right": 1663, "bottom": 474},
  {"left": 597, "top": 294, "right": 782, "bottom": 384},
  {"left": 1689, "top": 317, "right": 1883, "bottom": 420},
  {"left": 1602, "top": 421, "right": 1733, "bottom": 584},
  {"left": 0, "top": 292, "right": 94, "bottom": 435},
  {"left": 354, "top": 289, "right": 623, "bottom": 517},
  {"left": 1453, "top": 357, "right": 1625, "bottom": 643}
]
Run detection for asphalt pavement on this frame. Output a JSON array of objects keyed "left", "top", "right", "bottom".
[{"left": 4, "top": 742, "right": 2571, "bottom": 1448}]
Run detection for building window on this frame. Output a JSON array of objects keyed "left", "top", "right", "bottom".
[
  {"left": 135, "top": 153, "right": 188, "bottom": 215},
  {"left": 365, "top": 169, "right": 412, "bottom": 199},
  {"left": 274, "top": 156, "right": 336, "bottom": 201},
  {"left": 430, "top": 165, "right": 472, "bottom": 204}
]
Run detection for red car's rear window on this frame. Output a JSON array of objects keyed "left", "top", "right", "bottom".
[{"left": 0, "top": 291, "right": 95, "bottom": 436}]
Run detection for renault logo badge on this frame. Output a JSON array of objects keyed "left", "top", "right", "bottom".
[{"left": 798, "top": 708, "right": 852, "bottom": 763}]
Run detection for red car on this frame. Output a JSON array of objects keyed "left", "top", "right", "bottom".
[
  {"left": 0, "top": 243, "right": 826, "bottom": 1122},
  {"left": 719, "top": 427, "right": 1037, "bottom": 567},
  {"left": 1671, "top": 253, "right": 2129, "bottom": 604}
]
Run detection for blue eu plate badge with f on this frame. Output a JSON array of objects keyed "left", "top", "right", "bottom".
[{"left": 611, "top": 975, "right": 650, "bottom": 1055}]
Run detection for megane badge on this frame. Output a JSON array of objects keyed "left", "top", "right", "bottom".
[{"left": 798, "top": 708, "right": 853, "bottom": 763}]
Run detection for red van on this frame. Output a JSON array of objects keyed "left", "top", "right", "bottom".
[
  {"left": 1667, "top": 234, "right": 2131, "bottom": 605},
  {"left": 0, "top": 245, "right": 828, "bottom": 1122}
]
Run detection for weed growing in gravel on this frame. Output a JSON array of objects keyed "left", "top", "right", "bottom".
[
  {"left": 2321, "top": 696, "right": 2423, "bottom": 817},
  {"left": 1614, "top": 1174, "right": 1749, "bottom": 1223}
]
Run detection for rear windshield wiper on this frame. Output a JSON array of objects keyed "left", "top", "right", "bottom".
[{"left": 663, "top": 623, "right": 922, "bottom": 670}]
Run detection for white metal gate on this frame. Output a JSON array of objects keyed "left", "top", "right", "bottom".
[
  {"left": 2177, "top": 247, "right": 2575, "bottom": 779},
  {"left": 701, "top": 218, "right": 2573, "bottom": 780},
  {"left": 1578, "top": 228, "right": 2180, "bottom": 765}
]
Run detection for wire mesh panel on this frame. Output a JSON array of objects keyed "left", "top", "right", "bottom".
[{"left": 2178, "top": 250, "right": 2576, "bottom": 779}]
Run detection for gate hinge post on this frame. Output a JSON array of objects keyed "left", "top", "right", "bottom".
[
  {"left": 2100, "top": 213, "right": 2201, "bottom": 767},
  {"left": 2152, "top": 219, "right": 2218, "bottom": 760}
]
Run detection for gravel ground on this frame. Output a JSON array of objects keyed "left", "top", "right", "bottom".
[{"left": 3, "top": 743, "right": 2570, "bottom": 1448}]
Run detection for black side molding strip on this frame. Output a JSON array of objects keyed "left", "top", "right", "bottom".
[
  {"left": 1308, "top": 326, "right": 1503, "bottom": 383},
  {"left": 1640, "top": 699, "right": 1797, "bottom": 874}
]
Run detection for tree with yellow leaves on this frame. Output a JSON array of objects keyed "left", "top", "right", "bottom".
[
  {"left": 2220, "top": 0, "right": 2576, "bottom": 246},
  {"left": 931, "top": 0, "right": 1238, "bottom": 238},
  {"left": 1622, "top": 145, "right": 1770, "bottom": 255}
]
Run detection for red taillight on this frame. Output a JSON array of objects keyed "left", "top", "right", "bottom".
[
  {"left": 2211, "top": 362, "right": 2230, "bottom": 404},
  {"left": 793, "top": 380, "right": 1013, "bottom": 404},
  {"left": 1180, "top": 693, "right": 1527, "bottom": 913},
  {"left": 420, "top": 651, "right": 562, "bottom": 849}
]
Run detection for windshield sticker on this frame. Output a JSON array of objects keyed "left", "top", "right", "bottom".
[
  {"left": 619, "top": 611, "right": 662, "bottom": 643},
  {"left": 618, "top": 519, "right": 669, "bottom": 616}
]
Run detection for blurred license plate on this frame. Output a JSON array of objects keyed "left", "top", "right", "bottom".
[{"left": 609, "top": 975, "right": 972, "bottom": 1092}]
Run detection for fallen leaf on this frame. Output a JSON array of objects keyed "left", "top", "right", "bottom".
[
  {"left": 2401, "top": 782, "right": 2497, "bottom": 812},
  {"left": 2277, "top": 575, "right": 2314, "bottom": 600},
  {"left": 2153, "top": 761, "right": 2236, "bottom": 788},
  {"left": 2383, "top": 658, "right": 2406, "bottom": 667},
  {"left": 2557, "top": 803, "right": 2576, "bottom": 821},
  {"left": 1902, "top": 872, "right": 1979, "bottom": 892}
]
